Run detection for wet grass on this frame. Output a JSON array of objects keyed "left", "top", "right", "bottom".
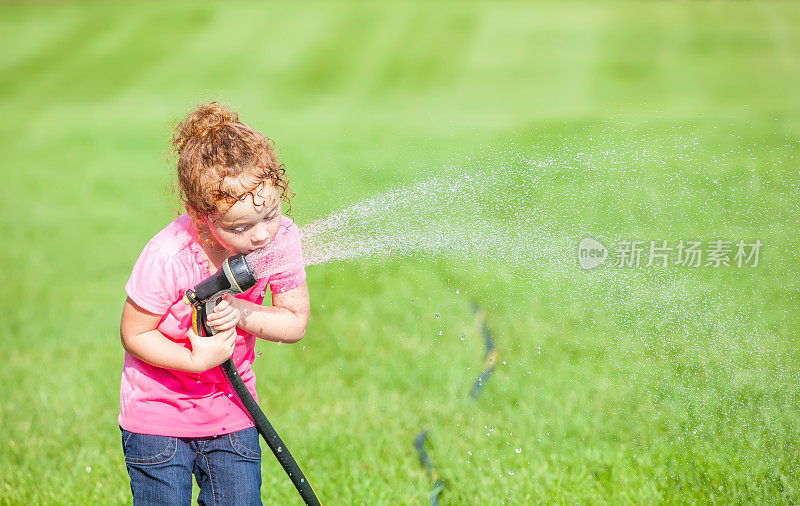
[{"left": 1, "top": 0, "right": 799, "bottom": 504}]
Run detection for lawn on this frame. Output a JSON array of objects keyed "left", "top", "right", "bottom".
[{"left": 1, "top": 0, "right": 799, "bottom": 504}]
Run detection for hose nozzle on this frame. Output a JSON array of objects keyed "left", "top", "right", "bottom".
[
  {"left": 185, "top": 254, "right": 258, "bottom": 336},
  {"left": 192, "top": 254, "right": 258, "bottom": 302}
]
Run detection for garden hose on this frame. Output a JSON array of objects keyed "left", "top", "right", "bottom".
[
  {"left": 470, "top": 302, "right": 497, "bottom": 398},
  {"left": 414, "top": 301, "right": 499, "bottom": 504},
  {"left": 185, "top": 254, "right": 321, "bottom": 506},
  {"left": 413, "top": 430, "right": 444, "bottom": 506}
]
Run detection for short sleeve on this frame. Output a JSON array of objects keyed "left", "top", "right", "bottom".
[
  {"left": 266, "top": 219, "right": 307, "bottom": 294},
  {"left": 125, "top": 241, "right": 182, "bottom": 314}
]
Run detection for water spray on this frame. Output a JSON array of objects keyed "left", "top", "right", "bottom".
[{"left": 183, "top": 253, "right": 322, "bottom": 506}]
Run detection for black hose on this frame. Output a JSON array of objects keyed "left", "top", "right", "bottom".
[
  {"left": 469, "top": 302, "right": 497, "bottom": 399},
  {"left": 194, "top": 300, "right": 321, "bottom": 505},
  {"left": 219, "top": 358, "right": 321, "bottom": 505},
  {"left": 413, "top": 430, "right": 444, "bottom": 506}
]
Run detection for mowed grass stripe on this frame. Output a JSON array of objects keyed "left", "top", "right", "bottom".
[
  {"left": 33, "top": 10, "right": 208, "bottom": 104},
  {"left": 0, "top": 9, "right": 114, "bottom": 100},
  {"left": 370, "top": 9, "right": 478, "bottom": 95},
  {"left": 151, "top": 6, "right": 302, "bottom": 99},
  {"left": 0, "top": 4, "right": 95, "bottom": 75},
  {"left": 2, "top": 11, "right": 149, "bottom": 105},
  {"left": 281, "top": 7, "right": 387, "bottom": 99}
]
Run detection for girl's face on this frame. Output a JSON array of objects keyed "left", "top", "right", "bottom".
[{"left": 205, "top": 182, "right": 282, "bottom": 255}]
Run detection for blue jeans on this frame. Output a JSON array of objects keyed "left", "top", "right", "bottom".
[{"left": 120, "top": 426, "right": 262, "bottom": 505}]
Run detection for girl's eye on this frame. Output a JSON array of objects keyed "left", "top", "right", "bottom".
[{"left": 265, "top": 214, "right": 278, "bottom": 222}]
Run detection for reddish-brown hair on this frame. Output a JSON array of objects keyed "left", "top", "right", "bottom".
[{"left": 171, "top": 101, "right": 292, "bottom": 220}]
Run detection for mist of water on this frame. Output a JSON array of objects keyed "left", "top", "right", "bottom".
[
  {"left": 313, "top": 129, "right": 792, "bottom": 421},
  {"left": 244, "top": 126, "right": 799, "bottom": 487},
  {"left": 251, "top": 128, "right": 786, "bottom": 347}
]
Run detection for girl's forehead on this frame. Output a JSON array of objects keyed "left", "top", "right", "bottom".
[{"left": 216, "top": 182, "right": 280, "bottom": 223}]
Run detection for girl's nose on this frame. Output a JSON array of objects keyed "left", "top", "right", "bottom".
[{"left": 251, "top": 222, "right": 270, "bottom": 245}]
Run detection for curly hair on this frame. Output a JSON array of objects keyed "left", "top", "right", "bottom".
[{"left": 171, "top": 102, "right": 292, "bottom": 223}]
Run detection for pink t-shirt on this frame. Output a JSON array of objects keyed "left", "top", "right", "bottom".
[{"left": 119, "top": 213, "right": 306, "bottom": 437}]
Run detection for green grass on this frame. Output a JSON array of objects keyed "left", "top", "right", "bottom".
[{"left": 1, "top": 0, "right": 799, "bottom": 503}]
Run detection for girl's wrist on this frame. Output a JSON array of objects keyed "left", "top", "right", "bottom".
[{"left": 229, "top": 298, "right": 255, "bottom": 322}]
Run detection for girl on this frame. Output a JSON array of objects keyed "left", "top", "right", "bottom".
[{"left": 118, "top": 102, "right": 310, "bottom": 505}]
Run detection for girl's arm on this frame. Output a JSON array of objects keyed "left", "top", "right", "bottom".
[
  {"left": 229, "top": 282, "right": 310, "bottom": 343},
  {"left": 120, "top": 297, "right": 237, "bottom": 373}
]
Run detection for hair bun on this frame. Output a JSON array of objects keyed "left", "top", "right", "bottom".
[{"left": 172, "top": 101, "right": 239, "bottom": 154}]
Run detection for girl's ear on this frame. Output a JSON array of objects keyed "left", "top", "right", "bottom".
[
  {"left": 185, "top": 203, "right": 198, "bottom": 219},
  {"left": 185, "top": 205, "right": 215, "bottom": 246},
  {"left": 185, "top": 204, "right": 208, "bottom": 229}
]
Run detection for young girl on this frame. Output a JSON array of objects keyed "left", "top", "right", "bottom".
[{"left": 118, "top": 102, "right": 310, "bottom": 505}]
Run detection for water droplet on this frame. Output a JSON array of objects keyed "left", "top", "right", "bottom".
[
  {"left": 257, "top": 351, "right": 262, "bottom": 357},
  {"left": 85, "top": 466, "right": 91, "bottom": 473},
  {"left": 438, "top": 330, "right": 443, "bottom": 336},
  {"left": 277, "top": 447, "right": 282, "bottom": 452},
  {"left": 508, "top": 471, "right": 515, "bottom": 476},
  {"left": 434, "top": 313, "right": 440, "bottom": 318},
  {"left": 515, "top": 448, "right": 522, "bottom": 453}
]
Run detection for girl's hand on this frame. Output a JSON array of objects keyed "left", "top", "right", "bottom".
[
  {"left": 186, "top": 326, "right": 237, "bottom": 372},
  {"left": 206, "top": 296, "right": 241, "bottom": 332}
]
